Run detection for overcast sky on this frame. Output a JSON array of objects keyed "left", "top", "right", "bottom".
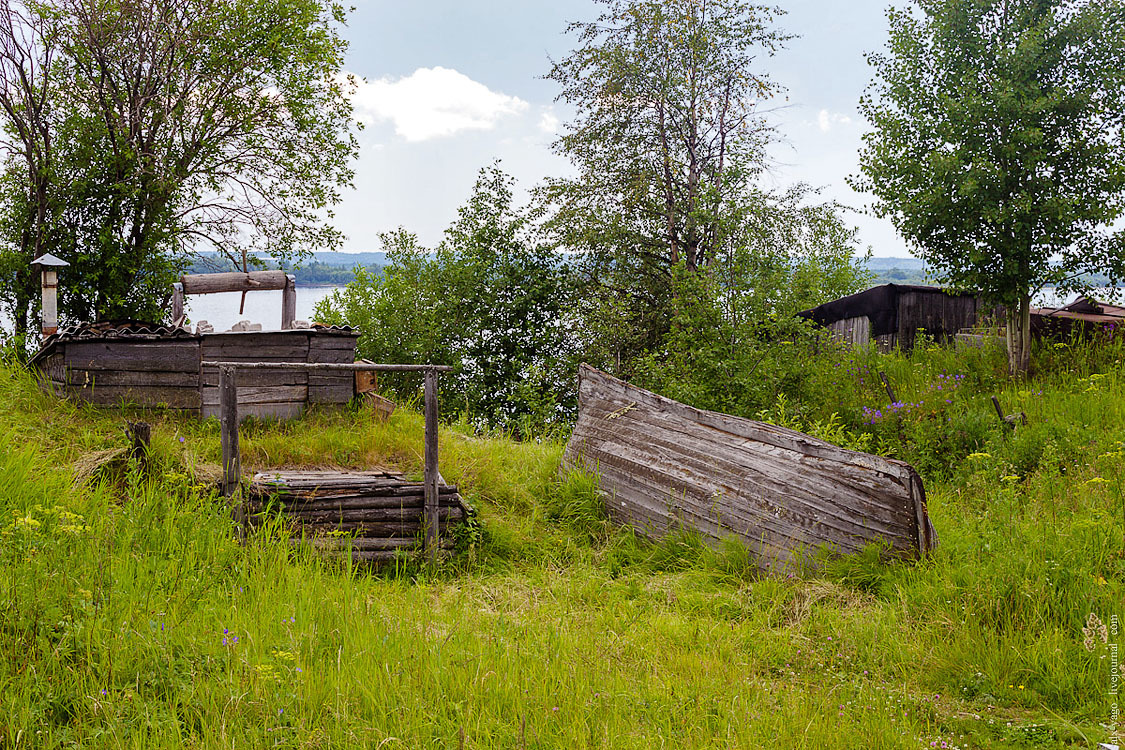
[{"left": 334, "top": 0, "right": 914, "bottom": 258}]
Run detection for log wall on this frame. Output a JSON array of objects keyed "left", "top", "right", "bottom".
[
  {"left": 39, "top": 329, "right": 358, "bottom": 418},
  {"left": 248, "top": 470, "right": 472, "bottom": 563}
]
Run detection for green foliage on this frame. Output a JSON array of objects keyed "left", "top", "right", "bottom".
[
  {"left": 627, "top": 202, "right": 873, "bottom": 419},
  {"left": 0, "top": 0, "right": 357, "bottom": 331},
  {"left": 0, "top": 340, "right": 1123, "bottom": 745},
  {"left": 316, "top": 165, "right": 575, "bottom": 434},
  {"left": 541, "top": 0, "right": 796, "bottom": 362},
  {"left": 854, "top": 0, "right": 1125, "bottom": 373}
]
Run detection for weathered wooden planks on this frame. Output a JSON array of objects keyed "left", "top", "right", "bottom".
[
  {"left": 248, "top": 470, "right": 473, "bottom": 562},
  {"left": 562, "top": 365, "right": 937, "bottom": 570},
  {"left": 33, "top": 326, "right": 359, "bottom": 419},
  {"left": 66, "top": 340, "right": 201, "bottom": 372}
]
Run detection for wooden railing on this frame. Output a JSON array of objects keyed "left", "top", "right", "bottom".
[{"left": 202, "top": 361, "right": 454, "bottom": 560}]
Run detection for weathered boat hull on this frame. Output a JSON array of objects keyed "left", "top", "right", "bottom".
[{"left": 562, "top": 365, "right": 937, "bottom": 569}]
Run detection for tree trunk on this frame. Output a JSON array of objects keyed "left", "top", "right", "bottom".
[{"left": 1006, "top": 293, "right": 1032, "bottom": 376}]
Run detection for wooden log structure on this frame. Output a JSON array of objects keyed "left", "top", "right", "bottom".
[
  {"left": 248, "top": 470, "right": 473, "bottom": 562},
  {"left": 214, "top": 361, "right": 454, "bottom": 558},
  {"left": 28, "top": 324, "right": 361, "bottom": 419},
  {"left": 562, "top": 365, "right": 937, "bottom": 572},
  {"left": 180, "top": 270, "right": 289, "bottom": 295}
]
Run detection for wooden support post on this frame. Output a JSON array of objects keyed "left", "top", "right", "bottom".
[
  {"left": 171, "top": 282, "right": 184, "bottom": 326},
  {"left": 219, "top": 365, "right": 245, "bottom": 541},
  {"left": 991, "top": 396, "right": 1006, "bottom": 423},
  {"left": 281, "top": 274, "right": 297, "bottom": 329},
  {"left": 423, "top": 368, "right": 439, "bottom": 561},
  {"left": 127, "top": 420, "right": 151, "bottom": 467},
  {"left": 879, "top": 371, "right": 897, "bottom": 404}
]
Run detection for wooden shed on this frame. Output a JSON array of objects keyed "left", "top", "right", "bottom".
[
  {"left": 29, "top": 321, "right": 358, "bottom": 419},
  {"left": 798, "top": 284, "right": 981, "bottom": 352}
]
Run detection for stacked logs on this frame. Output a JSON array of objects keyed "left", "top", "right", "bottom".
[{"left": 248, "top": 470, "right": 473, "bottom": 562}]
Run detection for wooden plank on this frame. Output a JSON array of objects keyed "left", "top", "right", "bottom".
[
  {"left": 562, "top": 365, "right": 936, "bottom": 571},
  {"left": 201, "top": 384, "right": 308, "bottom": 406},
  {"left": 310, "top": 333, "right": 360, "bottom": 349},
  {"left": 201, "top": 344, "right": 310, "bottom": 359},
  {"left": 200, "top": 369, "right": 307, "bottom": 387},
  {"left": 181, "top": 270, "right": 287, "bottom": 294},
  {"left": 65, "top": 340, "right": 201, "bottom": 372},
  {"left": 68, "top": 369, "right": 199, "bottom": 388},
  {"left": 308, "top": 383, "right": 354, "bottom": 404},
  {"left": 424, "top": 368, "right": 439, "bottom": 560},
  {"left": 201, "top": 331, "right": 312, "bottom": 348},
  {"left": 202, "top": 401, "right": 304, "bottom": 421},
  {"left": 281, "top": 275, "right": 296, "bottom": 329},
  {"left": 219, "top": 365, "right": 241, "bottom": 499},
  {"left": 70, "top": 384, "right": 202, "bottom": 409}
]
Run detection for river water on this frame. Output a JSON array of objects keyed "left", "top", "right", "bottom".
[{"left": 184, "top": 286, "right": 345, "bottom": 332}]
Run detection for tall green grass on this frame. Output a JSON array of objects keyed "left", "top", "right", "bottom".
[{"left": 0, "top": 334, "right": 1121, "bottom": 748}]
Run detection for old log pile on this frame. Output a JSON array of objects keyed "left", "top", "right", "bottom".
[
  {"left": 247, "top": 470, "right": 473, "bottom": 563},
  {"left": 563, "top": 365, "right": 937, "bottom": 572}
]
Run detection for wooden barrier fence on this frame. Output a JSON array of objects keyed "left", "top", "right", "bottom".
[{"left": 203, "top": 361, "right": 454, "bottom": 559}]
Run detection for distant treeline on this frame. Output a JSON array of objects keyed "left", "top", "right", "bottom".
[{"left": 184, "top": 257, "right": 384, "bottom": 286}]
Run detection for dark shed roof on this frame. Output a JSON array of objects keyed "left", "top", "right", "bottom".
[{"left": 797, "top": 284, "right": 974, "bottom": 339}]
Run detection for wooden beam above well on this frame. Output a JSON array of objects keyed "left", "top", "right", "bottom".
[{"left": 180, "top": 270, "right": 288, "bottom": 295}]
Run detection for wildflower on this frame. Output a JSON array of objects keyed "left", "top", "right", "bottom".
[
  {"left": 178, "top": 436, "right": 185, "bottom": 443},
  {"left": 1001, "top": 475, "right": 1020, "bottom": 483},
  {"left": 967, "top": 452, "right": 991, "bottom": 460},
  {"left": 1083, "top": 613, "right": 1109, "bottom": 651},
  {"left": 1086, "top": 477, "right": 1110, "bottom": 485}
]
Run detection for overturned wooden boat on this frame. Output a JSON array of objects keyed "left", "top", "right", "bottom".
[{"left": 562, "top": 365, "right": 936, "bottom": 568}]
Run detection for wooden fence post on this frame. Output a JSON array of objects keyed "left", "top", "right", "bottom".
[
  {"left": 219, "top": 365, "right": 245, "bottom": 541},
  {"left": 127, "top": 420, "right": 151, "bottom": 467},
  {"left": 171, "top": 282, "right": 184, "bottom": 325},
  {"left": 281, "top": 274, "right": 297, "bottom": 329},
  {"left": 424, "top": 368, "right": 439, "bottom": 561}
]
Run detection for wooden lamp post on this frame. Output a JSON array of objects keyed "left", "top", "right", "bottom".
[{"left": 30, "top": 253, "right": 69, "bottom": 338}]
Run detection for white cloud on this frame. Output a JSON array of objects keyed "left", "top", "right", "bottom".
[
  {"left": 351, "top": 67, "right": 529, "bottom": 142},
  {"left": 817, "top": 109, "right": 853, "bottom": 133},
  {"left": 538, "top": 109, "right": 560, "bottom": 135}
]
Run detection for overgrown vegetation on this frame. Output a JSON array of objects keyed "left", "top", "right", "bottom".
[{"left": 1, "top": 327, "right": 1122, "bottom": 747}]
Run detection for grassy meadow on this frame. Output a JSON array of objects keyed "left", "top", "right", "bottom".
[{"left": 0, "top": 332, "right": 1123, "bottom": 748}]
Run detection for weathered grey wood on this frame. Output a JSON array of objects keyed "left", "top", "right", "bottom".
[
  {"left": 879, "top": 371, "right": 897, "bottom": 404},
  {"left": 69, "top": 369, "right": 200, "bottom": 388},
  {"left": 309, "top": 334, "right": 361, "bottom": 350},
  {"left": 127, "top": 421, "right": 151, "bottom": 465},
  {"left": 200, "top": 369, "right": 307, "bottom": 388},
  {"left": 252, "top": 495, "right": 459, "bottom": 513},
  {"left": 281, "top": 274, "right": 296, "bottom": 329},
  {"left": 265, "top": 506, "right": 464, "bottom": 524},
  {"left": 202, "top": 401, "right": 305, "bottom": 421},
  {"left": 424, "top": 368, "right": 439, "bottom": 561},
  {"left": 562, "top": 365, "right": 937, "bottom": 571},
  {"left": 201, "top": 384, "right": 308, "bottom": 406},
  {"left": 308, "top": 383, "right": 355, "bottom": 404},
  {"left": 219, "top": 366, "right": 241, "bottom": 500},
  {"left": 202, "top": 344, "right": 311, "bottom": 359},
  {"left": 201, "top": 331, "right": 312, "bottom": 347},
  {"left": 172, "top": 282, "right": 184, "bottom": 323},
  {"left": 201, "top": 361, "right": 454, "bottom": 372},
  {"left": 70, "top": 384, "right": 202, "bottom": 409},
  {"left": 181, "top": 270, "right": 288, "bottom": 294},
  {"left": 66, "top": 340, "right": 201, "bottom": 372}
]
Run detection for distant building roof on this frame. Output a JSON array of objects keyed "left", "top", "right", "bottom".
[
  {"left": 1031, "top": 295, "right": 1125, "bottom": 326},
  {"left": 797, "top": 284, "right": 977, "bottom": 339}
]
